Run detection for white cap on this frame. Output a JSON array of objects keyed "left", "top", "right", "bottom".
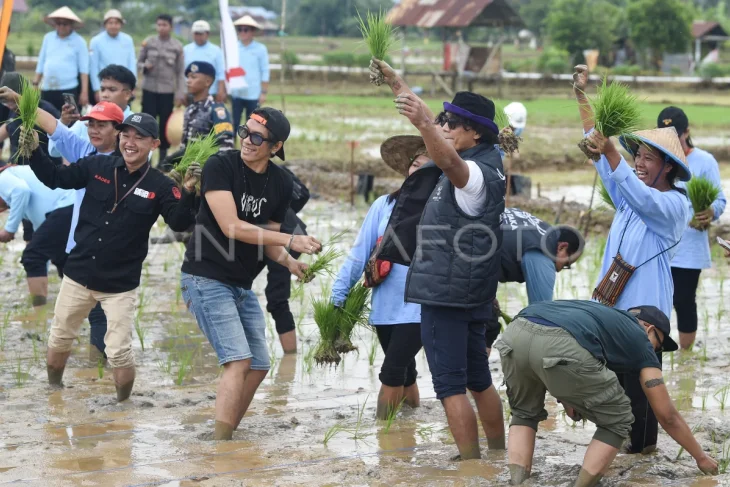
[
  {"left": 103, "top": 9, "right": 125, "bottom": 24},
  {"left": 504, "top": 102, "right": 527, "bottom": 130},
  {"left": 233, "top": 15, "right": 262, "bottom": 30},
  {"left": 191, "top": 20, "right": 210, "bottom": 33}
]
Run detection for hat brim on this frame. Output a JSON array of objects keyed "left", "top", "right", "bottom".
[
  {"left": 380, "top": 135, "right": 426, "bottom": 177},
  {"left": 116, "top": 123, "right": 157, "bottom": 139},
  {"left": 44, "top": 16, "right": 82, "bottom": 28},
  {"left": 80, "top": 113, "right": 123, "bottom": 123},
  {"left": 104, "top": 17, "right": 125, "bottom": 25},
  {"left": 661, "top": 335, "right": 679, "bottom": 353},
  {"left": 618, "top": 134, "right": 691, "bottom": 182},
  {"left": 275, "top": 147, "right": 285, "bottom": 161}
]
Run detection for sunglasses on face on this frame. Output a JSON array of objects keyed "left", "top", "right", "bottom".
[
  {"left": 236, "top": 27, "right": 253, "bottom": 33},
  {"left": 435, "top": 112, "right": 466, "bottom": 131},
  {"left": 238, "top": 125, "right": 274, "bottom": 146}
]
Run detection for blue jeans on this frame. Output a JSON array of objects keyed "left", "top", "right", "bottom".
[
  {"left": 232, "top": 98, "right": 259, "bottom": 131},
  {"left": 421, "top": 303, "right": 492, "bottom": 400},
  {"left": 180, "top": 273, "right": 269, "bottom": 369}
]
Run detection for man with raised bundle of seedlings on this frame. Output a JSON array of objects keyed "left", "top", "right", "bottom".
[
  {"left": 22, "top": 112, "right": 199, "bottom": 401},
  {"left": 494, "top": 300, "right": 718, "bottom": 486}
]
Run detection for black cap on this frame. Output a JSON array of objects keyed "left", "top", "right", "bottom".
[
  {"left": 250, "top": 107, "right": 291, "bottom": 161},
  {"left": 116, "top": 113, "right": 159, "bottom": 139},
  {"left": 1, "top": 72, "right": 25, "bottom": 94},
  {"left": 185, "top": 61, "right": 216, "bottom": 78},
  {"left": 657, "top": 106, "right": 689, "bottom": 136},
  {"left": 628, "top": 306, "right": 679, "bottom": 352}
]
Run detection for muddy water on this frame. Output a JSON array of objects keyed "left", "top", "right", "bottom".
[{"left": 1, "top": 201, "right": 729, "bottom": 486}]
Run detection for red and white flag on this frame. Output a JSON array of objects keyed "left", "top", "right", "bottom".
[{"left": 219, "top": 0, "right": 247, "bottom": 90}]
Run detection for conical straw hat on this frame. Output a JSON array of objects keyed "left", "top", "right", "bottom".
[
  {"left": 619, "top": 127, "right": 691, "bottom": 182},
  {"left": 45, "top": 7, "right": 83, "bottom": 28},
  {"left": 233, "top": 15, "right": 262, "bottom": 30},
  {"left": 380, "top": 135, "right": 428, "bottom": 177}
]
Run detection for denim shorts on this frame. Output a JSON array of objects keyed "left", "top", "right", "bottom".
[{"left": 180, "top": 272, "right": 270, "bottom": 369}]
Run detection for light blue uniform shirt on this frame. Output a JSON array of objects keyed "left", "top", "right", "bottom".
[
  {"left": 671, "top": 148, "right": 727, "bottom": 270},
  {"left": 89, "top": 31, "right": 137, "bottom": 92},
  {"left": 0, "top": 166, "right": 74, "bottom": 233},
  {"left": 183, "top": 42, "right": 225, "bottom": 96},
  {"left": 331, "top": 195, "right": 421, "bottom": 325},
  {"left": 36, "top": 31, "right": 89, "bottom": 91},
  {"left": 595, "top": 154, "right": 690, "bottom": 317},
  {"left": 231, "top": 40, "right": 269, "bottom": 101},
  {"left": 48, "top": 105, "right": 133, "bottom": 158},
  {"left": 46, "top": 110, "right": 131, "bottom": 253}
]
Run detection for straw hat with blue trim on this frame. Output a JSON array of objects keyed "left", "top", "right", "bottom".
[{"left": 619, "top": 127, "right": 691, "bottom": 182}]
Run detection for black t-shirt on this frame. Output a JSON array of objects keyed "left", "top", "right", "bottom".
[
  {"left": 517, "top": 300, "right": 661, "bottom": 374},
  {"left": 181, "top": 151, "right": 293, "bottom": 288}
]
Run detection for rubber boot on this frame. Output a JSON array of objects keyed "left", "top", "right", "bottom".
[
  {"left": 113, "top": 366, "right": 135, "bottom": 402},
  {"left": 46, "top": 349, "right": 71, "bottom": 386}
]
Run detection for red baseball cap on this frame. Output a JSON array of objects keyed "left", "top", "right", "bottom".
[{"left": 80, "top": 102, "right": 125, "bottom": 124}]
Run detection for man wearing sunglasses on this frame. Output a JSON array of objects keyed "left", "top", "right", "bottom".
[
  {"left": 371, "top": 58, "right": 507, "bottom": 461},
  {"left": 230, "top": 16, "right": 269, "bottom": 132},
  {"left": 180, "top": 107, "right": 322, "bottom": 440},
  {"left": 494, "top": 300, "right": 717, "bottom": 485}
]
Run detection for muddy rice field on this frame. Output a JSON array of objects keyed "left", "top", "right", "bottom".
[{"left": 1, "top": 199, "right": 730, "bottom": 487}]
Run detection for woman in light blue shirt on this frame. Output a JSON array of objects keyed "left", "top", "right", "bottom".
[
  {"left": 230, "top": 16, "right": 269, "bottom": 131},
  {"left": 332, "top": 135, "right": 428, "bottom": 420},
  {"left": 33, "top": 7, "right": 89, "bottom": 111},
  {"left": 657, "top": 107, "right": 727, "bottom": 350},
  {"left": 573, "top": 64, "right": 691, "bottom": 456}
]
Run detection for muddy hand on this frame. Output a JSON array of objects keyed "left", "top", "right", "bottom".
[
  {"left": 694, "top": 207, "right": 714, "bottom": 224},
  {"left": 370, "top": 58, "right": 397, "bottom": 85},
  {"left": 586, "top": 130, "right": 616, "bottom": 156},
  {"left": 573, "top": 64, "right": 589, "bottom": 93},
  {"left": 697, "top": 453, "right": 718, "bottom": 475},
  {"left": 287, "top": 259, "right": 308, "bottom": 280},
  {"left": 19, "top": 126, "right": 39, "bottom": 151},
  {"left": 290, "top": 235, "right": 322, "bottom": 255},
  {"left": 0, "top": 87, "right": 20, "bottom": 106},
  {"left": 183, "top": 162, "right": 202, "bottom": 192}
]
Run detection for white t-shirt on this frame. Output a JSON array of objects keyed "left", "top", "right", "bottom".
[{"left": 454, "top": 160, "right": 487, "bottom": 216}]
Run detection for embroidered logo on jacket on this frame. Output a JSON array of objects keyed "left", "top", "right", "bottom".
[
  {"left": 134, "top": 188, "right": 156, "bottom": 199},
  {"left": 94, "top": 174, "right": 111, "bottom": 184}
]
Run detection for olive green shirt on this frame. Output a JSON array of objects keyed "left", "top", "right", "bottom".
[{"left": 138, "top": 36, "right": 186, "bottom": 98}]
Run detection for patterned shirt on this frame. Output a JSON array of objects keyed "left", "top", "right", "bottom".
[
  {"left": 181, "top": 96, "right": 234, "bottom": 151},
  {"left": 138, "top": 36, "right": 186, "bottom": 97}
]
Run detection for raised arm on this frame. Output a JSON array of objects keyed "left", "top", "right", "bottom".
[
  {"left": 640, "top": 368, "right": 718, "bottom": 475},
  {"left": 331, "top": 197, "right": 384, "bottom": 306},
  {"left": 397, "top": 92, "right": 470, "bottom": 188},
  {"left": 27, "top": 136, "right": 90, "bottom": 190},
  {"left": 573, "top": 65, "right": 594, "bottom": 134},
  {"left": 371, "top": 58, "right": 435, "bottom": 121}
]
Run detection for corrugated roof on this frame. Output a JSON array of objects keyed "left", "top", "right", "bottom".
[
  {"left": 387, "top": 0, "right": 523, "bottom": 28},
  {"left": 692, "top": 21, "right": 729, "bottom": 39}
]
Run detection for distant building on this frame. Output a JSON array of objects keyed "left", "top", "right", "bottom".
[{"left": 228, "top": 6, "right": 279, "bottom": 35}]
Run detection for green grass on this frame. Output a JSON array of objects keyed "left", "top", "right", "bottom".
[
  {"left": 175, "top": 130, "right": 219, "bottom": 175},
  {"left": 586, "top": 76, "right": 642, "bottom": 138},
  {"left": 357, "top": 8, "right": 397, "bottom": 61},
  {"left": 15, "top": 76, "right": 41, "bottom": 161},
  {"left": 687, "top": 176, "right": 721, "bottom": 230}
]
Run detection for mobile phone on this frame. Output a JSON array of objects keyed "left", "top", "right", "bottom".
[
  {"left": 717, "top": 236, "right": 730, "bottom": 252},
  {"left": 62, "top": 93, "right": 78, "bottom": 113}
]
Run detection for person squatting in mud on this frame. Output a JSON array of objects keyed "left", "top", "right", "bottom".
[
  {"left": 574, "top": 64, "right": 693, "bottom": 456},
  {"left": 487, "top": 208, "right": 585, "bottom": 354},
  {"left": 495, "top": 300, "right": 717, "bottom": 486},
  {"left": 179, "top": 107, "right": 322, "bottom": 441},
  {"left": 22, "top": 112, "right": 200, "bottom": 402},
  {"left": 332, "top": 134, "right": 430, "bottom": 420},
  {"left": 370, "top": 58, "right": 506, "bottom": 460}
]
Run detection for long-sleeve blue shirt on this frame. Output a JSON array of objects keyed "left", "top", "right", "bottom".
[
  {"left": 89, "top": 31, "right": 137, "bottom": 92},
  {"left": 47, "top": 120, "right": 116, "bottom": 253},
  {"left": 184, "top": 42, "right": 225, "bottom": 96},
  {"left": 671, "top": 148, "right": 727, "bottom": 270},
  {"left": 36, "top": 31, "right": 89, "bottom": 91},
  {"left": 231, "top": 40, "right": 269, "bottom": 101},
  {"left": 595, "top": 153, "right": 690, "bottom": 317},
  {"left": 521, "top": 250, "right": 556, "bottom": 303},
  {"left": 0, "top": 166, "right": 74, "bottom": 233},
  {"left": 331, "top": 195, "right": 421, "bottom": 325},
  {"left": 47, "top": 105, "right": 133, "bottom": 159}
]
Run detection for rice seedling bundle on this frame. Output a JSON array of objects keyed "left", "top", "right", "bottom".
[
  {"left": 301, "top": 230, "right": 348, "bottom": 283},
  {"left": 598, "top": 180, "right": 615, "bottom": 210},
  {"left": 16, "top": 77, "right": 41, "bottom": 161},
  {"left": 686, "top": 176, "right": 720, "bottom": 231},
  {"left": 578, "top": 76, "right": 642, "bottom": 162},
  {"left": 312, "top": 295, "right": 342, "bottom": 366},
  {"left": 493, "top": 103, "right": 521, "bottom": 156},
  {"left": 175, "top": 130, "right": 219, "bottom": 175},
  {"left": 357, "top": 8, "right": 396, "bottom": 86},
  {"left": 335, "top": 283, "right": 370, "bottom": 354}
]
